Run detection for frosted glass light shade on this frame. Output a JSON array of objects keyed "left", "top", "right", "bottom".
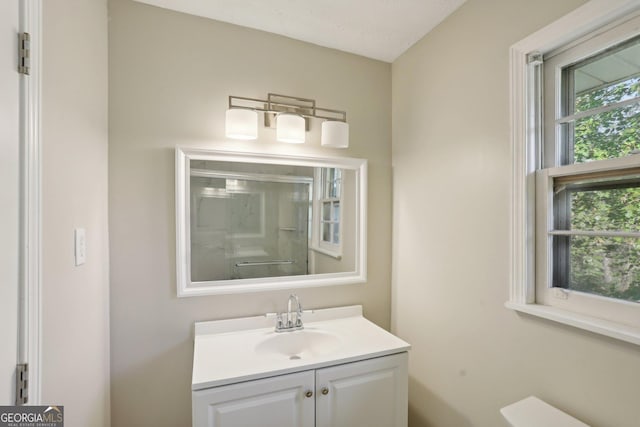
[
  {"left": 225, "top": 108, "right": 258, "bottom": 140},
  {"left": 276, "top": 113, "right": 305, "bottom": 144},
  {"left": 321, "top": 121, "right": 349, "bottom": 148}
]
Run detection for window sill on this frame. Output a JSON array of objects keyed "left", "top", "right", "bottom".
[
  {"left": 505, "top": 301, "right": 640, "bottom": 346},
  {"left": 310, "top": 245, "right": 342, "bottom": 260}
]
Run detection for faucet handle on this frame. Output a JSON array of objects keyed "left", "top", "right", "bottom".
[
  {"left": 266, "top": 312, "right": 285, "bottom": 330},
  {"left": 295, "top": 313, "right": 303, "bottom": 328},
  {"left": 295, "top": 303, "right": 303, "bottom": 327},
  {"left": 276, "top": 313, "right": 285, "bottom": 330}
]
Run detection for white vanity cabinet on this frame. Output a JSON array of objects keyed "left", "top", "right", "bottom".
[
  {"left": 191, "top": 306, "right": 411, "bottom": 427},
  {"left": 192, "top": 370, "right": 315, "bottom": 427},
  {"left": 192, "top": 352, "right": 408, "bottom": 427},
  {"left": 315, "top": 352, "right": 408, "bottom": 427}
]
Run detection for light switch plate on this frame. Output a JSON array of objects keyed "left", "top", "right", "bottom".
[{"left": 74, "top": 228, "right": 86, "bottom": 266}]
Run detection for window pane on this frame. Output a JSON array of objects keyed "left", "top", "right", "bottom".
[
  {"left": 554, "top": 235, "right": 640, "bottom": 302},
  {"left": 322, "top": 202, "right": 331, "bottom": 221},
  {"left": 333, "top": 223, "right": 340, "bottom": 244},
  {"left": 322, "top": 168, "right": 330, "bottom": 198},
  {"left": 574, "top": 77, "right": 640, "bottom": 113},
  {"left": 571, "top": 37, "right": 640, "bottom": 114},
  {"left": 556, "top": 178, "right": 640, "bottom": 232},
  {"left": 322, "top": 223, "right": 331, "bottom": 242},
  {"left": 563, "top": 35, "right": 640, "bottom": 164},
  {"left": 553, "top": 174, "right": 640, "bottom": 298},
  {"left": 326, "top": 168, "right": 335, "bottom": 182},
  {"left": 320, "top": 168, "right": 341, "bottom": 198},
  {"left": 333, "top": 201, "right": 340, "bottom": 221},
  {"left": 330, "top": 180, "right": 337, "bottom": 198},
  {"left": 571, "top": 104, "right": 640, "bottom": 163},
  {"left": 334, "top": 169, "right": 342, "bottom": 196}
]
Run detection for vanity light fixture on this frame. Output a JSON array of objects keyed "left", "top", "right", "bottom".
[
  {"left": 225, "top": 93, "right": 349, "bottom": 147},
  {"left": 321, "top": 120, "right": 349, "bottom": 148},
  {"left": 225, "top": 108, "right": 258, "bottom": 140},
  {"left": 276, "top": 113, "right": 306, "bottom": 144}
]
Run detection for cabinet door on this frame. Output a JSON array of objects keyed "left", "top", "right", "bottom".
[
  {"left": 315, "top": 352, "right": 408, "bottom": 427},
  {"left": 192, "top": 371, "right": 315, "bottom": 427}
]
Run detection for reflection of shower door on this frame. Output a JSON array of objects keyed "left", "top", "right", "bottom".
[
  {"left": 190, "top": 172, "right": 310, "bottom": 282},
  {"left": 229, "top": 180, "right": 309, "bottom": 279}
]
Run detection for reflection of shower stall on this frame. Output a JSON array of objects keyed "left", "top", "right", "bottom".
[{"left": 190, "top": 169, "right": 311, "bottom": 281}]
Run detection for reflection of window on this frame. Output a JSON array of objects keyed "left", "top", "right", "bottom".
[
  {"left": 321, "top": 168, "right": 341, "bottom": 245},
  {"left": 312, "top": 168, "right": 342, "bottom": 258}
]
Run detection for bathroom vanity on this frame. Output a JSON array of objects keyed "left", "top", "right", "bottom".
[{"left": 191, "top": 305, "right": 410, "bottom": 427}]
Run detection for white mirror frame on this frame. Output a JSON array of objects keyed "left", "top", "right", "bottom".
[{"left": 175, "top": 147, "right": 367, "bottom": 297}]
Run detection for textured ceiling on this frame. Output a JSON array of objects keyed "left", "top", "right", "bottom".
[{"left": 132, "top": 0, "right": 467, "bottom": 63}]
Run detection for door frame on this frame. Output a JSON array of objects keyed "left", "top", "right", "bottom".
[{"left": 18, "top": 0, "right": 42, "bottom": 405}]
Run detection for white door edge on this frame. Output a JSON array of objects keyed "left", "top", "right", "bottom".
[{"left": 19, "top": 0, "right": 42, "bottom": 406}]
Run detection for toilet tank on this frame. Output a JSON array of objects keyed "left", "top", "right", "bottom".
[{"left": 500, "top": 396, "right": 589, "bottom": 427}]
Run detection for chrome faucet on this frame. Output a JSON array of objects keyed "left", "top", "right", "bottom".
[{"left": 275, "top": 294, "right": 304, "bottom": 332}]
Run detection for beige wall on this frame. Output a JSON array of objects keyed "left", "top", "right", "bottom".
[
  {"left": 108, "top": 0, "right": 391, "bottom": 425},
  {"left": 42, "top": 0, "right": 110, "bottom": 426},
  {"left": 391, "top": 0, "right": 640, "bottom": 426}
]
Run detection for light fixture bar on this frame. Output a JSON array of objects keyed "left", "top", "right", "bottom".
[
  {"left": 268, "top": 93, "right": 316, "bottom": 115},
  {"left": 228, "top": 94, "right": 346, "bottom": 122}
]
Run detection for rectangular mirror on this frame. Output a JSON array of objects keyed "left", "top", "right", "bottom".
[{"left": 176, "top": 147, "right": 367, "bottom": 296}]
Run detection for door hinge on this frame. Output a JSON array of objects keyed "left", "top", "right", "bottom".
[
  {"left": 19, "top": 32, "right": 30, "bottom": 75},
  {"left": 16, "top": 364, "right": 28, "bottom": 405}
]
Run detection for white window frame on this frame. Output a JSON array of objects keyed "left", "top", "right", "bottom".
[{"left": 508, "top": 0, "right": 640, "bottom": 346}]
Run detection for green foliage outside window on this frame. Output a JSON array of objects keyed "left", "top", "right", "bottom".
[{"left": 568, "top": 77, "right": 640, "bottom": 302}]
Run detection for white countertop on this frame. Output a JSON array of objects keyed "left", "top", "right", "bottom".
[{"left": 192, "top": 305, "right": 411, "bottom": 391}]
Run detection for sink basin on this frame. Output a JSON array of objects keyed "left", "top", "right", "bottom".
[
  {"left": 255, "top": 329, "right": 341, "bottom": 360},
  {"left": 192, "top": 305, "right": 411, "bottom": 390}
]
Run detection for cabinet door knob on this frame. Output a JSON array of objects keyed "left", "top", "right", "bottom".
[
  {"left": 321, "top": 387, "right": 329, "bottom": 395},
  {"left": 305, "top": 390, "right": 313, "bottom": 398}
]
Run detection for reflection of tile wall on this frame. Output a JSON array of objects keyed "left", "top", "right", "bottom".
[
  {"left": 277, "top": 183, "right": 310, "bottom": 276},
  {"left": 191, "top": 179, "right": 310, "bottom": 281}
]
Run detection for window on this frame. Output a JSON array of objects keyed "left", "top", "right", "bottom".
[
  {"left": 312, "top": 167, "right": 343, "bottom": 258},
  {"left": 320, "top": 168, "right": 342, "bottom": 245},
  {"left": 541, "top": 28, "right": 640, "bottom": 304},
  {"left": 509, "top": 1, "right": 640, "bottom": 345}
]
